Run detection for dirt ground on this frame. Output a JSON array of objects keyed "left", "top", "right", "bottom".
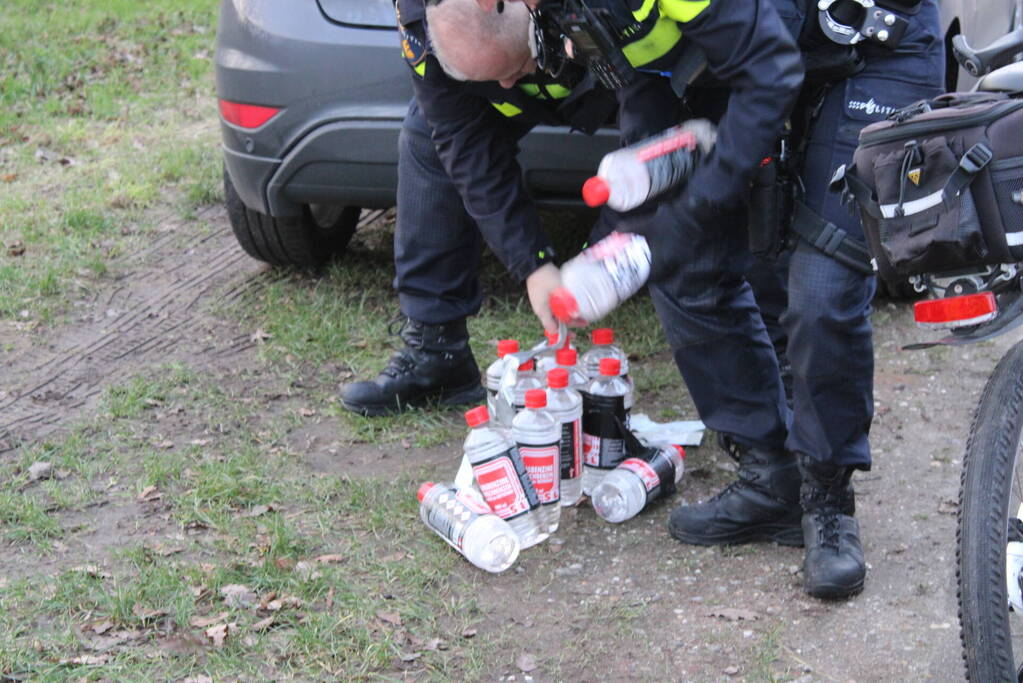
[{"left": 1, "top": 208, "right": 1014, "bottom": 681}]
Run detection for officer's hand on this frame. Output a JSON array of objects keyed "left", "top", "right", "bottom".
[{"left": 525, "top": 263, "right": 561, "bottom": 334}]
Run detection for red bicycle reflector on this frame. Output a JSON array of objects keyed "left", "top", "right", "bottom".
[
  {"left": 218, "top": 99, "right": 281, "bottom": 129},
  {"left": 914, "top": 292, "right": 998, "bottom": 329}
]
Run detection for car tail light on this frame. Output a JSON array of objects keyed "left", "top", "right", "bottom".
[
  {"left": 218, "top": 99, "right": 281, "bottom": 129},
  {"left": 914, "top": 292, "right": 998, "bottom": 329}
]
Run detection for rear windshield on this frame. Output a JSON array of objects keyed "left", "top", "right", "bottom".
[{"left": 317, "top": 0, "right": 397, "bottom": 29}]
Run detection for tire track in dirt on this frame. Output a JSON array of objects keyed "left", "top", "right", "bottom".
[{"left": 0, "top": 207, "right": 272, "bottom": 451}]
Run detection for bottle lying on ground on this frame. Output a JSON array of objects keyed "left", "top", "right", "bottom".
[
  {"left": 464, "top": 406, "right": 547, "bottom": 548},
  {"left": 513, "top": 389, "right": 562, "bottom": 534},
  {"left": 581, "top": 119, "right": 717, "bottom": 212},
  {"left": 546, "top": 368, "right": 583, "bottom": 507},
  {"left": 417, "top": 482, "right": 520, "bottom": 573},
  {"left": 548, "top": 232, "right": 652, "bottom": 326},
  {"left": 581, "top": 358, "right": 631, "bottom": 496},
  {"left": 591, "top": 445, "right": 686, "bottom": 523},
  {"left": 485, "top": 339, "right": 520, "bottom": 419}
]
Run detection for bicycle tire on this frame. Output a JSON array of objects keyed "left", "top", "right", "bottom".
[{"left": 958, "top": 337, "right": 1023, "bottom": 682}]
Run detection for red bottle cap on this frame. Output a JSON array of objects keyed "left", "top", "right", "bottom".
[
  {"left": 417, "top": 482, "right": 436, "bottom": 502},
  {"left": 547, "top": 368, "right": 568, "bottom": 389},
  {"left": 582, "top": 176, "right": 610, "bottom": 207},
  {"left": 672, "top": 445, "right": 686, "bottom": 459},
  {"left": 464, "top": 406, "right": 490, "bottom": 427},
  {"left": 549, "top": 287, "right": 580, "bottom": 323},
  {"left": 555, "top": 347, "right": 577, "bottom": 366},
  {"left": 518, "top": 359, "right": 535, "bottom": 372},
  {"left": 545, "top": 330, "right": 559, "bottom": 345},
  {"left": 592, "top": 328, "right": 614, "bottom": 345},
  {"left": 525, "top": 389, "right": 547, "bottom": 408},
  {"left": 497, "top": 339, "right": 519, "bottom": 357},
  {"left": 599, "top": 358, "right": 621, "bottom": 376}
]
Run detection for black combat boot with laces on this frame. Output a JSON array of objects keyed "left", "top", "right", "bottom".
[
  {"left": 797, "top": 454, "right": 865, "bottom": 599},
  {"left": 668, "top": 435, "right": 803, "bottom": 546},
  {"left": 340, "top": 317, "right": 486, "bottom": 417}
]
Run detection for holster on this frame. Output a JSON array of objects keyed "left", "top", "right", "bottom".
[{"left": 747, "top": 155, "right": 794, "bottom": 259}]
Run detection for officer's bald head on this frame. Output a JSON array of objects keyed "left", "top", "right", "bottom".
[{"left": 427, "top": 0, "right": 535, "bottom": 87}]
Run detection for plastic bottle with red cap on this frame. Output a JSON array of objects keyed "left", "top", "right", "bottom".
[
  {"left": 554, "top": 347, "right": 589, "bottom": 394},
  {"left": 580, "top": 120, "right": 715, "bottom": 212},
  {"left": 580, "top": 327, "right": 635, "bottom": 408},
  {"left": 591, "top": 445, "right": 686, "bottom": 523},
  {"left": 512, "top": 389, "right": 562, "bottom": 533},
  {"left": 463, "top": 406, "right": 547, "bottom": 548},
  {"left": 548, "top": 231, "right": 651, "bottom": 326},
  {"left": 546, "top": 368, "right": 584, "bottom": 507},
  {"left": 417, "top": 481, "right": 521, "bottom": 572},
  {"left": 581, "top": 358, "right": 632, "bottom": 496},
  {"left": 485, "top": 339, "right": 520, "bottom": 418},
  {"left": 512, "top": 358, "right": 544, "bottom": 413},
  {"left": 535, "top": 329, "right": 575, "bottom": 377}
]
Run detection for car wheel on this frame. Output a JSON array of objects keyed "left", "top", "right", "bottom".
[{"left": 223, "top": 167, "right": 359, "bottom": 267}]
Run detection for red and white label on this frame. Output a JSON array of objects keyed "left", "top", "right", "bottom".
[
  {"left": 620, "top": 458, "right": 660, "bottom": 493},
  {"left": 520, "top": 445, "right": 560, "bottom": 504},
  {"left": 473, "top": 457, "right": 529, "bottom": 519},
  {"left": 455, "top": 489, "right": 492, "bottom": 515},
  {"left": 583, "top": 433, "right": 601, "bottom": 467},
  {"left": 636, "top": 130, "right": 696, "bottom": 162}
]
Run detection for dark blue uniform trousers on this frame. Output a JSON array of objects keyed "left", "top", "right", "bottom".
[{"left": 638, "top": 2, "right": 944, "bottom": 469}]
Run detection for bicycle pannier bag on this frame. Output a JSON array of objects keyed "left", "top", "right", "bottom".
[{"left": 840, "top": 92, "right": 1023, "bottom": 280}]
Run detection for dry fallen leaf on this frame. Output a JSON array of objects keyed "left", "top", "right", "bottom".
[
  {"left": 274, "top": 557, "right": 295, "bottom": 571},
  {"left": 28, "top": 461, "right": 52, "bottom": 481},
  {"left": 59, "top": 654, "right": 108, "bottom": 666},
  {"left": 190, "top": 612, "right": 229, "bottom": 629},
  {"left": 399, "top": 651, "right": 422, "bottom": 663},
  {"left": 250, "top": 328, "right": 272, "bottom": 343},
  {"left": 221, "top": 584, "right": 258, "bottom": 608},
  {"left": 252, "top": 616, "right": 276, "bottom": 632},
  {"left": 137, "top": 485, "right": 162, "bottom": 502},
  {"left": 242, "top": 504, "right": 271, "bottom": 518},
  {"left": 159, "top": 634, "right": 206, "bottom": 657},
  {"left": 706, "top": 607, "right": 760, "bottom": 622},
  {"left": 376, "top": 610, "right": 402, "bottom": 626},
  {"left": 300, "top": 407, "right": 317, "bottom": 417},
  {"left": 70, "top": 566, "right": 111, "bottom": 579},
  {"left": 84, "top": 619, "right": 114, "bottom": 635},
  {"left": 516, "top": 653, "right": 538, "bottom": 672},
  {"left": 1, "top": 173, "right": 17, "bottom": 183},
  {"left": 314, "top": 554, "right": 345, "bottom": 565},
  {"left": 204, "top": 622, "right": 236, "bottom": 648},
  {"left": 131, "top": 603, "right": 168, "bottom": 623},
  {"left": 7, "top": 240, "right": 25, "bottom": 257},
  {"left": 182, "top": 676, "right": 213, "bottom": 683},
  {"left": 461, "top": 628, "right": 477, "bottom": 639}
]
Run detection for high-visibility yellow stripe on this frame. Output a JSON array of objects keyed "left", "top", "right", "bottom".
[
  {"left": 659, "top": 0, "right": 711, "bottom": 23},
  {"left": 414, "top": 61, "right": 426, "bottom": 77},
  {"left": 492, "top": 101, "right": 523, "bottom": 117},
  {"left": 633, "top": 0, "right": 657, "bottom": 21},
  {"left": 622, "top": 15, "right": 683, "bottom": 67},
  {"left": 518, "top": 83, "right": 571, "bottom": 99}
]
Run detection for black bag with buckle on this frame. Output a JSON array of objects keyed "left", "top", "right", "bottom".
[{"left": 839, "top": 92, "right": 1023, "bottom": 280}]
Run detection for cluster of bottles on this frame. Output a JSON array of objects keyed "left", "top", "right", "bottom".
[{"left": 419, "top": 328, "right": 685, "bottom": 573}]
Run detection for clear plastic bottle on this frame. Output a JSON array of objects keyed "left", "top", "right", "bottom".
[
  {"left": 554, "top": 347, "right": 589, "bottom": 394},
  {"left": 581, "top": 358, "right": 632, "bottom": 496},
  {"left": 512, "top": 359, "right": 544, "bottom": 412},
  {"left": 485, "top": 339, "right": 520, "bottom": 418},
  {"left": 536, "top": 330, "right": 575, "bottom": 377},
  {"left": 418, "top": 482, "right": 521, "bottom": 572},
  {"left": 591, "top": 445, "right": 686, "bottom": 523},
  {"left": 464, "top": 406, "right": 547, "bottom": 548},
  {"left": 512, "top": 389, "right": 562, "bottom": 534},
  {"left": 548, "top": 232, "right": 651, "bottom": 326},
  {"left": 580, "top": 120, "right": 716, "bottom": 212},
  {"left": 546, "top": 368, "right": 584, "bottom": 507},
  {"left": 580, "top": 328, "right": 635, "bottom": 408}
]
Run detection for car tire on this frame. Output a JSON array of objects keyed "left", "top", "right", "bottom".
[{"left": 223, "top": 167, "right": 359, "bottom": 267}]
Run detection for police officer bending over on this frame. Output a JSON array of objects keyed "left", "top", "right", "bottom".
[{"left": 343, "top": 0, "right": 943, "bottom": 599}]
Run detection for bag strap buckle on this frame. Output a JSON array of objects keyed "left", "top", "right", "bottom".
[{"left": 960, "top": 143, "right": 993, "bottom": 175}]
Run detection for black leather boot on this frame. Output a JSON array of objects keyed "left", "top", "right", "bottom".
[
  {"left": 340, "top": 317, "right": 486, "bottom": 417},
  {"left": 798, "top": 454, "right": 865, "bottom": 599},
  {"left": 668, "top": 436, "right": 803, "bottom": 546}
]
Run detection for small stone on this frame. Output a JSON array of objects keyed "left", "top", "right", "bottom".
[
  {"left": 28, "top": 461, "right": 53, "bottom": 481},
  {"left": 724, "top": 665, "right": 739, "bottom": 675}
]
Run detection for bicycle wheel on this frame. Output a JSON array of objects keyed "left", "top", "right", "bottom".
[{"left": 958, "top": 338, "right": 1023, "bottom": 681}]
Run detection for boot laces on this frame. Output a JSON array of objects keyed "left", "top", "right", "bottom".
[
  {"left": 814, "top": 511, "right": 842, "bottom": 551},
  {"left": 380, "top": 349, "right": 416, "bottom": 379}
]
